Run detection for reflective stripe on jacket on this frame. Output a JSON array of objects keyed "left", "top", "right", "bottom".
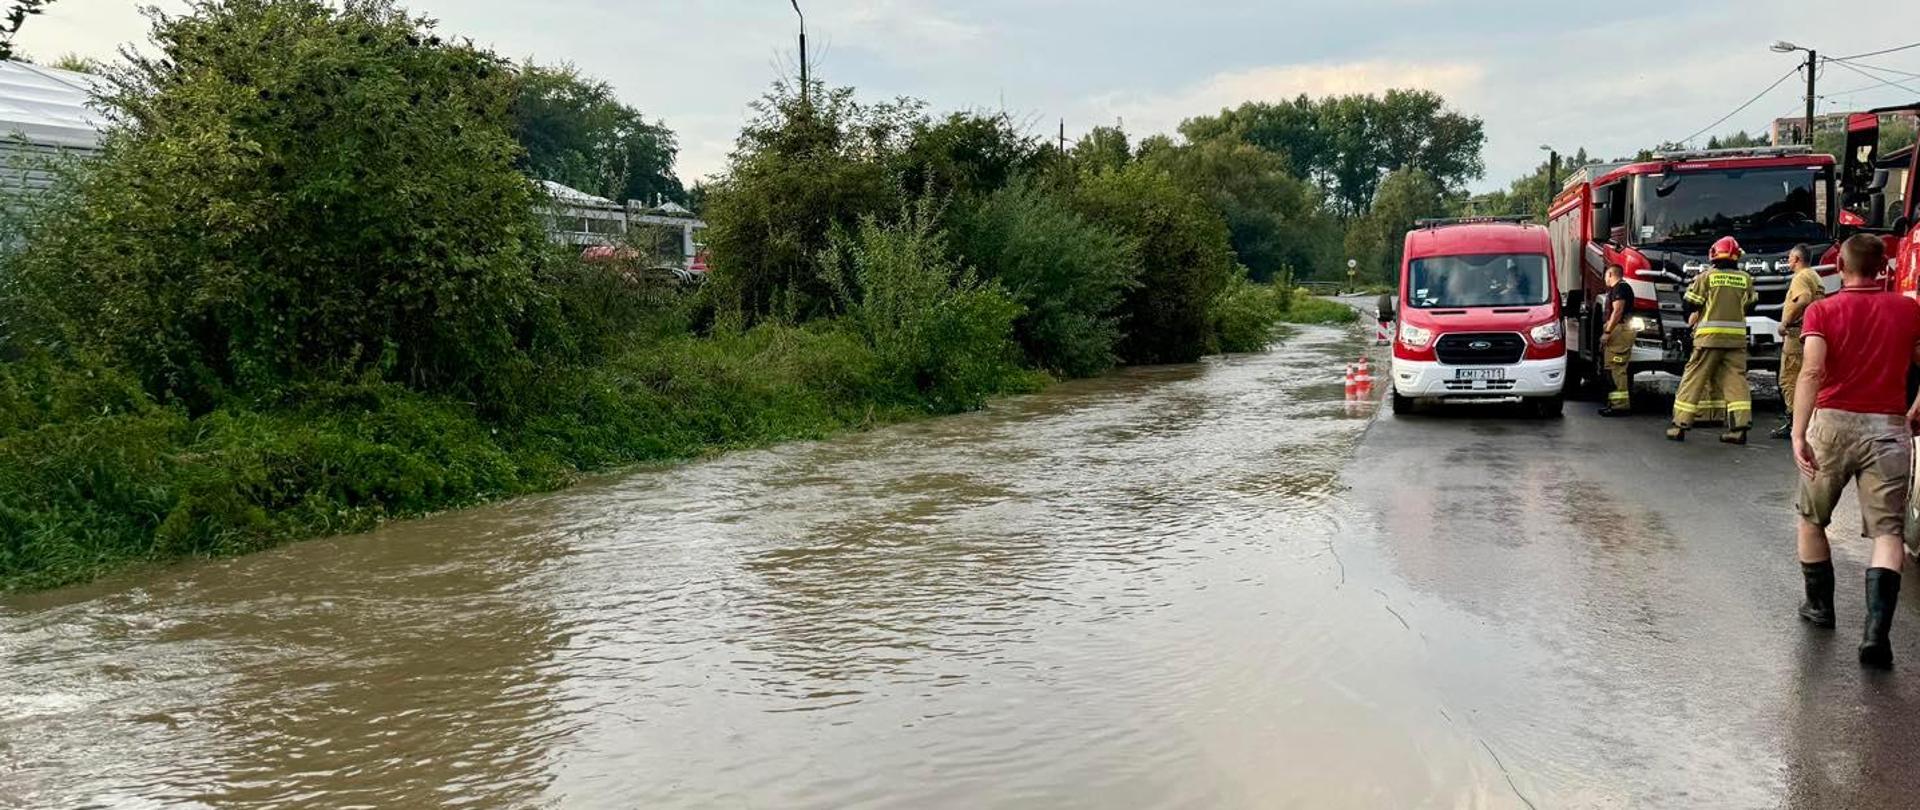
[{"left": 1685, "top": 270, "right": 1757, "bottom": 349}]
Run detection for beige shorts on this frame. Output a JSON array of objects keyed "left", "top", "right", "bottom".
[{"left": 1797, "top": 409, "right": 1913, "bottom": 538}]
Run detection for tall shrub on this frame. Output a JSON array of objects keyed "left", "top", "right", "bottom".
[
  {"left": 8, "top": 0, "right": 547, "bottom": 407},
  {"left": 702, "top": 83, "right": 924, "bottom": 323},
  {"left": 949, "top": 183, "right": 1138, "bottom": 377},
  {"left": 1068, "top": 163, "right": 1237, "bottom": 365},
  {"left": 821, "top": 207, "right": 1024, "bottom": 412}
]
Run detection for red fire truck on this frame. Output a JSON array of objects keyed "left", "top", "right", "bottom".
[
  {"left": 1834, "top": 106, "right": 1919, "bottom": 294},
  {"left": 1548, "top": 147, "right": 1838, "bottom": 393}
]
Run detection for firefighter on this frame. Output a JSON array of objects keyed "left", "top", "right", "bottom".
[
  {"left": 1771, "top": 244, "right": 1825, "bottom": 440},
  {"left": 1668, "top": 236, "right": 1759, "bottom": 443},
  {"left": 1598, "top": 264, "right": 1636, "bottom": 417}
]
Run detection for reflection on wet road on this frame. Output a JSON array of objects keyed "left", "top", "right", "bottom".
[{"left": 4, "top": 319, "right": 1919, "bottom": 808}]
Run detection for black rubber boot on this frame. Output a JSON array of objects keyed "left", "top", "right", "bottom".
[
  {"left": 1666, "top": 424, "right": 1687, "bottom": 442},
  {"left": 1598, "top": 406, "right": 1630, "bottom": 418},
  {"left": 1800, "top": 560, "right": 1836, "bottom": 628},
  {"left": 1860, "top": 568, "right": 1902, "bottom": 669}
]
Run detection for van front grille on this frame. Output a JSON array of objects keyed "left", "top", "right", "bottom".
[{"left": 1434, "top": 333, "right": 1526, "bottom": 366}]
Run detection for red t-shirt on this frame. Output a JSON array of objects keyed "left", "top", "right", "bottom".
[{"left": 1801, "top": 287, "right": 1920, "bottom": 415}]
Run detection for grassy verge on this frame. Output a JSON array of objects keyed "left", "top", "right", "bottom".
[
  {"left": 0, "top": 324, "right": 1044, "bottom": 593},
  {"left": 1279, "top": 290, "right": 1360, "bottom": 325}
]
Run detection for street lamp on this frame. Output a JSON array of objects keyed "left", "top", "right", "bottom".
[
  {"left": 1539, "top": 144, "right": 1559, "bottom": 197},
  {"left": 1772, "top": 40, "right": 1816, "bottom": 146},
  {"left": 790, "top": 0, "right": 808, "bottom": 104}
]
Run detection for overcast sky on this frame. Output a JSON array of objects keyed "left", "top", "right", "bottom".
[{"left": 17, "top": 0, "right": 1920, "bottom": 192}]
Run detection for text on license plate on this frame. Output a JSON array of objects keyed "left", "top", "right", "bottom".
[{"left": 1454, "top": 368, "right": 1506, "bottom": 381}]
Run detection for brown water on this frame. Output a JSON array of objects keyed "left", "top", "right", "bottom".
[{"left": 0, "top": 324, "right": 1523, "bottom": 808}]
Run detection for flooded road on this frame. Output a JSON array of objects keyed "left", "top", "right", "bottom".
[{"left": 5, "top": 319, "right": 1919, "bottom": 808}]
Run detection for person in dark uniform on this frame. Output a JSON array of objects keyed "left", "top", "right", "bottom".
[{"left": 1598, "top": 264, "right": 1636, "bottom": 417}]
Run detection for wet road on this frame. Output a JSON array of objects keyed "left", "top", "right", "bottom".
[{"left": 4, "top": 319, "right": 1920, "bottom": 808}]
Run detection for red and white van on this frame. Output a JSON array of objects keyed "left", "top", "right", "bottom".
[{"left": 1376, "top": 217, "right": 1568, "bottom": 416}]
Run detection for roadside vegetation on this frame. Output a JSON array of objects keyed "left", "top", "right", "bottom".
[{"left": 0, "top": 0, "right": 1449, "bottom": 591}]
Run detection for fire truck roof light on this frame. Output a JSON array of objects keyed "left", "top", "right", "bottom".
[
  {"left": 1651, "top": 145, "right": 1814, "bottom": 161},
  {"left": 1414, "top": 215, "right": 1536, "bottom": 229}
]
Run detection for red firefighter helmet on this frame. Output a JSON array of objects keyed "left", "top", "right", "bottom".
[{"left": 1710, "top": 236, "right": 1744, "bottom": 262}]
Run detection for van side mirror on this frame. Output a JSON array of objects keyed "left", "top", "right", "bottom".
[
  {"left": 1893, "top": 214, "right": 1914, "bottom": 236},
  {"left": 1563, "top": 290, "right": 1586, "bottom": 311},
  {"left": 1375, "top": 293, "right": 1396, "bottom": 323}
]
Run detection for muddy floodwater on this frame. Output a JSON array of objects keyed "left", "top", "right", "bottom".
[{"left": 9, "top": 319, "right": 1920, "bottom": 809}]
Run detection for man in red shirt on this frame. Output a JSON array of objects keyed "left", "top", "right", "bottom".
[{"left": 1792, "top": 234, "right": 1920, "bottom": 669}]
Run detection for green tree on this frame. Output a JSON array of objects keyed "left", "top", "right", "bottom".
[
  {"left": 8, "top": 0, "right": 546, "bottom": 406},
  {"left": 702, "top": 81, "right": 925, "bottom": 323},
  {"left": 1813, "top": 118, "right": 1918, "bottom": 162},
  {"left": 512, "top": 62, "right": 684, "bottom": 205},
  {"left": 0, "top": 0, "right": 58, "bottom": 61},
  {"left": 44, "top": 52, "right": 99, "bottom": 73},
  {"left": 1069, "top": 125, "right": 1134, "bottom": 174},
  {"left": 949, "top": 181, "right": 1139, "bottom": 377},
  {"left": 1705, "top": 130, "right": 1768, "bottom": 150},
  {"left": 1354, "top": 168, "right": 1451, "bottom": 284},
  {"left": 1180, "top": 90, "right": 1485, "bottom": 219},
  {"left": 1067, "top": 159, "right": 1237, "bottom": 365},
  {"left": 1140, "top": 136, "right": 1341, "bottom": 283},
  {"left": 819, "top": 204, "right": 1025, "bottom": 412},
  {"left": 895, "top": 111, "right": 1041, "bottom": 202}
]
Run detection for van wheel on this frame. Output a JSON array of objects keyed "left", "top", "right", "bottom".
[
  {"left": 1531, "top": 395, "right": 1565, "bottom": 418},
  {"left": 1391, "top": 391, "right": 1414, "bottom": 415}
]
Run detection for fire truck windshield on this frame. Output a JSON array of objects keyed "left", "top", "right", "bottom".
[
  {"left": 1407, "top": 254, "right": 1551, "bottom": 309},
  {"left": 1631, "top": 167, "right": 1825, "bottom": 248}
]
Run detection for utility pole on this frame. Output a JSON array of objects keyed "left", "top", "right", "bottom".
[
  {"left": 1540, "top": 145, "right": 1559, "bottom": 217},
  {"left": 791, "top": 0, "right": 808, "bottom": 105},
  {"left": 1059, "top": 119, "right": 1067, "bottom": 153},
  {"left": 1804, "top": 48, "right": 1817, "bottom": 146},
  {"left": 1773, "top": 42, "right": 1819, "bottom": 145}
]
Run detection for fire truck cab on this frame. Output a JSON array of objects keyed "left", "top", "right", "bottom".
[
  {"left": 1377, "top": 217, "right": 1567, "bottom": 417},
  {"left": 1835, "top": 107, "right": 1920, "bottom": 295},
  {"left": 1549, "top": 147, "right": 1838, "bottom": 394}
]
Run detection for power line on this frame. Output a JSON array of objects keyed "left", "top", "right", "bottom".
[
  {"left": 1834, "top": 41, "right": 1920, "bottom": 61},
  {"left": 1675, "top": 64, "right": 1803, "bottom": 146},
  {"left": 1826, "top": 58, "right": 1920, "bottom": 96},
  {"left": 1833, "top": 59, "right": 1920, "bottom": 81}
]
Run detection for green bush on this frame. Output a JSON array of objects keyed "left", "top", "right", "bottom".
[
  {"left": 701, "top": 83, "right": 924, "bottom": 323},
  {"left": 1067, "top": 163, "right": 1238, "bottom": 365},
  {"left": 1280, "top": 290, "right": 1359, "bottom": 325},
  {"left": 823, "top": 207, "right": 1030, "bottom": 412},
  {"left": 949, "top": 183, "right": 1139, "bottom": 377},
  {"left": 1210, "top": 274, "right": 1287, "bottom": 353},
  {"left": 7, "top": 0, "right": 547, "bottom": 407}
]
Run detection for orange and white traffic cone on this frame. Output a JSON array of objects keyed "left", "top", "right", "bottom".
[
  {"left": 1344, "top": 364, "right": 1359, "bottom": 399},
  {"left": 1354, "top": 357, "right": 1374, "bottom": 395}
]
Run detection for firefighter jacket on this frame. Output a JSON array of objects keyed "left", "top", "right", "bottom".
[{"left": 1684, "top": 268, "right": 1758, "bottom": 350}]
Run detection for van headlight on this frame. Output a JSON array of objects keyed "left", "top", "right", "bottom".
[
  {"left": 1529, "top": 320, "right": 1563, "bottom": 345},
  {"left": 1399, "top": 322, "right": 1434, "bottom": 349}
]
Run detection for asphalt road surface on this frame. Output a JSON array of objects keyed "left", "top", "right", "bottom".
[{"left": 1351, "top": 386, "right": 1920, "bottom": 808}]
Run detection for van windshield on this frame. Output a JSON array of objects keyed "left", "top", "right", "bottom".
[{"left": 1407, "top": 254, "right": 1552, "bottom": 309}]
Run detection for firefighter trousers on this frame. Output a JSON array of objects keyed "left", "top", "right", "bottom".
[
  {"left": 1604, "top": 328, "right": 1636, "bottom": 410},
  {"left": 1780, "top": 332, "right": 1804, "bottom": 410},
  {"left": 1673, "top": 347, "right": 1751, "bottom": 430}
]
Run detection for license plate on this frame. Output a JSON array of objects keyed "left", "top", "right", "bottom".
[{"left": 1454, "top": 368, "right": 1506, "bottom": 381}]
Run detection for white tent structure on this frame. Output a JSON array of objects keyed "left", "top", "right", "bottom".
[
  {"left": 1, "top": 60, "right": 108, "bottom": 213},
  {"left": 537, "top": 179, "right": 706, "bottom": 266}
]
